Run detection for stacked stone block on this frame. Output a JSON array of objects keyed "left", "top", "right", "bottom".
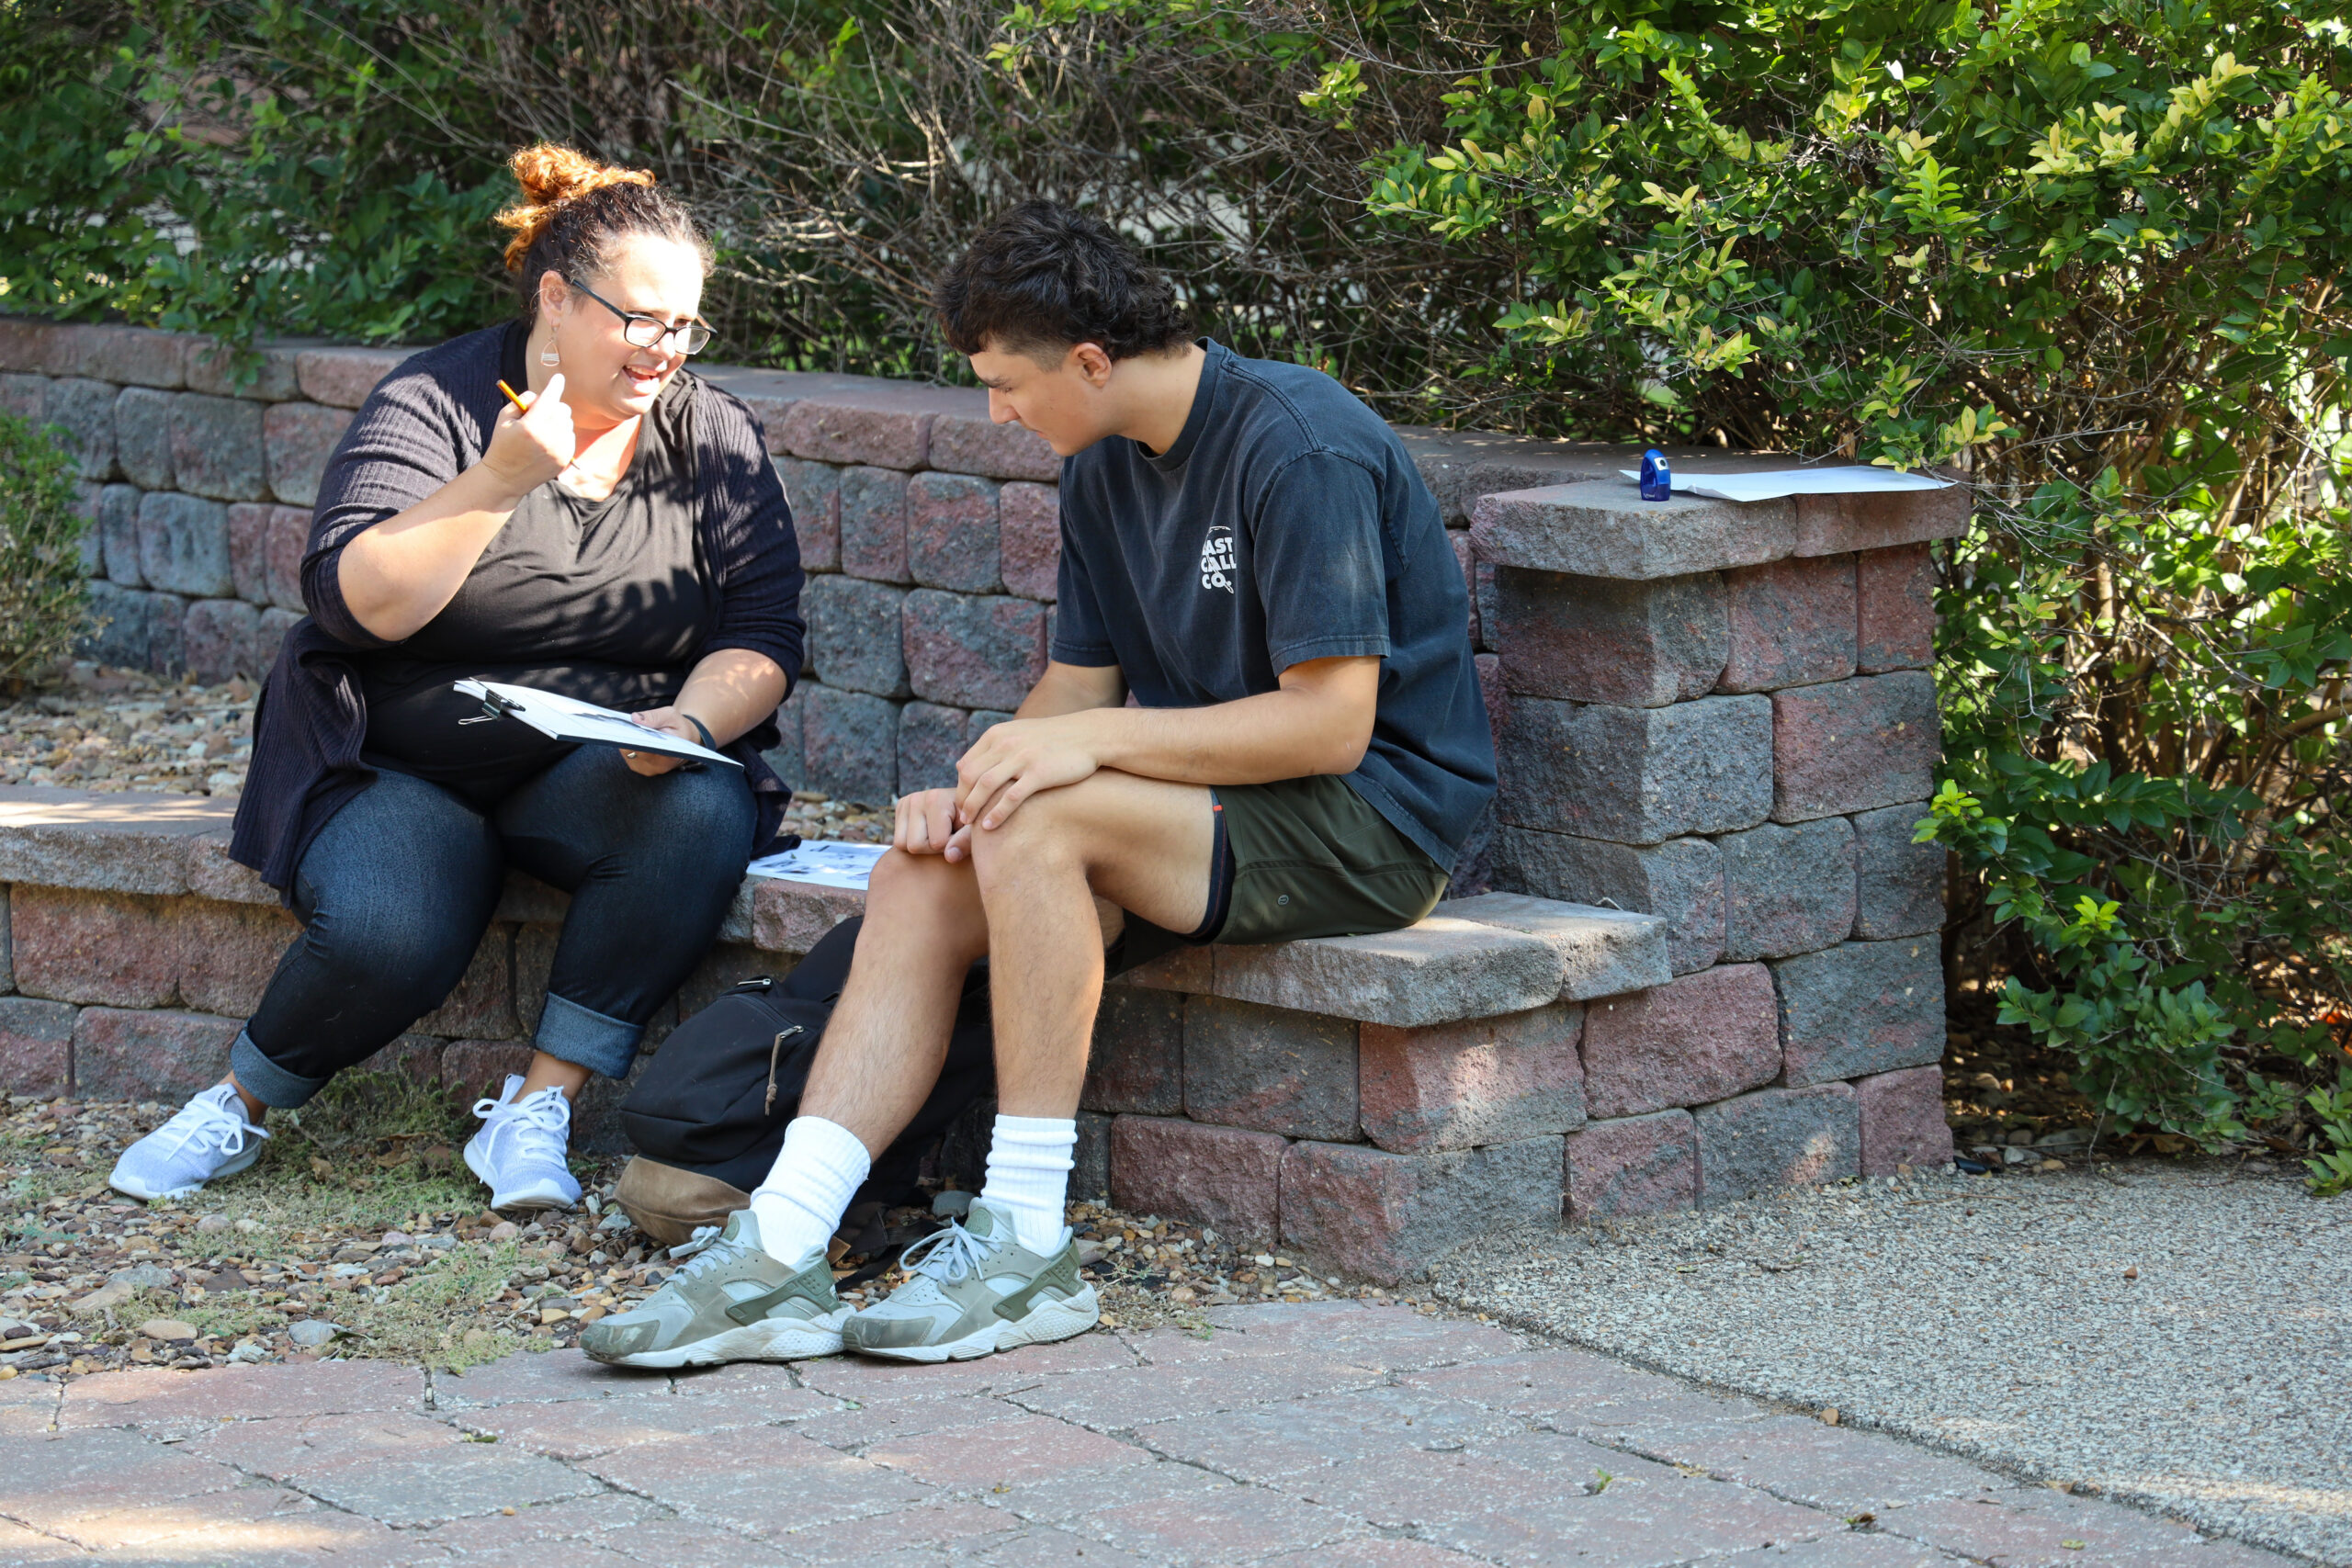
[
  {"left": 1471, "top": 475, "right": 1961, "bottom": 1215},
  {"left": 0, "top": 321, "right": 392, "bottom": 682}
]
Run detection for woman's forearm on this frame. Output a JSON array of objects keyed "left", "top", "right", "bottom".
[
  {"left": 334, "top": 463, "right": 533, "bottom": 642},
  {"left": 674, "top": 649, "right": 791, "bottom": 746}
]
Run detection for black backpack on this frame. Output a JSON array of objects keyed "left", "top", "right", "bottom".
[{"left": 619, "top": 915, "right": 995, "bottom": 1204}]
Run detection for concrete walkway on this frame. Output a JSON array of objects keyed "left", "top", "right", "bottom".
[{"left": 0, "top": 1302, "right": 2299, "bottom": 1567}]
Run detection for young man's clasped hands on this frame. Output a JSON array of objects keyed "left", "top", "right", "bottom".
[{"left": 582, "top": 200, "right": 1494, "bottom": 1371}]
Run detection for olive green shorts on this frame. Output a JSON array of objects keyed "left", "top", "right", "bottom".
[{"left": 1110, "top": 775, "right": 1449, "bottom": 974}]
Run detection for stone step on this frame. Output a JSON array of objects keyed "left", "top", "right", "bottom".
[{"left": 0, "top": 786, "right": 1667, "bottom": 1026}]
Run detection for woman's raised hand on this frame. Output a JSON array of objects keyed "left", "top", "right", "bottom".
[{"left": 483, "top": 372, "right": 576, "bottom": 494}]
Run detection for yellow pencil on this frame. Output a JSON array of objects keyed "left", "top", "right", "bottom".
[{"left": 496, "top": 379, "right": 530, "bottom": 415}]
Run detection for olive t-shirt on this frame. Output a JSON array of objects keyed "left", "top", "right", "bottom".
[{"left": 1051, "top": 340, "right": 1497, "bottom": 868}]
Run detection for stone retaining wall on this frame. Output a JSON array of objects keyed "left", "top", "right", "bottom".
[{"left": 0, "top": 314, "right": 1962, "bottom": 1278}]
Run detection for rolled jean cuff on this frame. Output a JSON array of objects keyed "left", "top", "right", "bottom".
[
  {"left": 535, "top": 992, "right": 641, "bottom": 1080},
  {"left": 229, "top": 1029, "right": 332, "bottom": 1111}
]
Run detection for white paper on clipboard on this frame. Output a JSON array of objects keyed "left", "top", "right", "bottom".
[
  {"left": 1615, "top": 464, "right": 1955, "bottom": 502},
  {"left": 747, "top": 840, "right": 888, "bottom": 889},
  {"left": 451, "top": 679, "right": 740, "bottom": 767}
]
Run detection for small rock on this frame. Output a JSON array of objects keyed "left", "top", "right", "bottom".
[
  {"left": 1076, "top": 1240, "right": 1105, "bottom": 1266},
  {"left": 138, "top": 1318, "right": 198, "bottom": 1342},
  {"left": 110, "top": 1266, "right": 174, "bottom": 1290},
  {"left": 196, "top": 1215, "right": 231, "bottom": 1234},
  {"left": 226, "top": 1340, "right": 267, "bottom": 1364},
  {"left": 488, "top": 1222, "right": 520, "bottom": 1242},
  {"left": 69, "top": 1281, "right": 134, "bottom": 1316},
  {"left": 233, "top": 1218, "right": 261, "bottom": 1234},
  {"left": 288, "top": 1320, "right": 343, "bottom": 1348},
  {"left": 380, "top": 1231, "right": 413, "bottom": 1248}
]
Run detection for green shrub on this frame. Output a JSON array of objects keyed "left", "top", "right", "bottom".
[
  {"left": 1006, "top": 0, "right": 2352, "bottom": 1161},
  {"left": 0, "top": 1, "right": 513, "bottom": 350},
  {"left": 0, "top": 410, "right": 92, "bottom": 687}
]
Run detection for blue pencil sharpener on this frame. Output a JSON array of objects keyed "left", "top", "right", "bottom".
[{"left": 1639, "top": 448, "right": 1672, "bottom": 502}]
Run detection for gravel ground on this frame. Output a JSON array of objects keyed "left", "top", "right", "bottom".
[
  {"left": 1431, "top": 1160, "right": 2351, "bottom": 1564},
  {"left": 0, "top": 1088, "right": 1438, "bottom": 1383}
]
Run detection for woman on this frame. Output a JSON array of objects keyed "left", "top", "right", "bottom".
[{"left": 109, "top": 146, "right": 806, "bottom": 1212}]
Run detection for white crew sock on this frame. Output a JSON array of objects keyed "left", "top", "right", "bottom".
[
  {"left": 980, "top": 1114, "right": 1078, "bottom": 1255},
  {"left": 748, "top": 1116, "right": 870, "bottom": 1267}
]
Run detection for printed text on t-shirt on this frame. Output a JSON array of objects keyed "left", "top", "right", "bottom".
[{"left": 1199, "top": 523, "right": 1236, "bottom": 593}]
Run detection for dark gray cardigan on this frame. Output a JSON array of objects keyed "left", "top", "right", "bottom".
[{"left": 229, "top": 322, "right": 807, "bottom": 897}]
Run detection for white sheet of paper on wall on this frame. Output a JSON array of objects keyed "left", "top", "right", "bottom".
[
  {"left": 747, "top": 839, "right": 888, "bottom": 890},
  {"left": 1616, "top": 465, "right": 1955, "bottom": 503}
]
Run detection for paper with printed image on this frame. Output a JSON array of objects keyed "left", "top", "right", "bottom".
[
  {"left": 747, "top": 839, "right": 889, "bottom": 890},
  {"left": 1616, "top": 464, "right": 1955, "bottom": 503}
]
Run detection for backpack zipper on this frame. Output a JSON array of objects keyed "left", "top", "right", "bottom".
[{"left": 764, "top": 1024, "right": 807, "bottom": 1113}]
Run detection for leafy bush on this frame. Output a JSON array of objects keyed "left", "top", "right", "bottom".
[
  {"left": 991, "top": 0, "right": 2352, "bottom": 1167},
  {"left": 0, "top": 410, "right": 92, "bottom": 687},
  {"left": 0, "top": 1, "right": 513, "bottom": 350}
]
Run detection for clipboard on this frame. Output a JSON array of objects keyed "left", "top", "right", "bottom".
[{"left": 452, "top": 679, "right": 741, "bottom": 768}]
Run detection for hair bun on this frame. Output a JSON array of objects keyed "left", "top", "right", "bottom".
[{"left": 494, "top": 143, "right": 657, "bottom": 272}]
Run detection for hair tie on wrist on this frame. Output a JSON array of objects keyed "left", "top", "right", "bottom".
[{"left": 680, "top": 713, "right": 717, "bottom": 750}]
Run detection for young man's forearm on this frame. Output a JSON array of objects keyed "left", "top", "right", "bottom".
[
  {"left": 955, "top": 657, "right": 1378, "bottom": 834},
  {"left": 1014, "top": 657, "right": 1374, "bottom": 783},
  {"left": 1069, "top": 686, "right": 1367, "bottom": 784}
]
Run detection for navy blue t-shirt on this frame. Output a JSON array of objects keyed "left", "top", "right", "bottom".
[{"left": 1051, "top": 340, "right": 1496, "bottom": 868}]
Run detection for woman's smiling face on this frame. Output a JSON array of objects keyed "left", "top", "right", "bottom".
[{"left": 538, "top": 231, "right": 707, "bottom": 426}]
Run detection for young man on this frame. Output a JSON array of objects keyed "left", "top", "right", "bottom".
[{"left": 582, "top": 202, "right": 1495, "bottom": 1370}]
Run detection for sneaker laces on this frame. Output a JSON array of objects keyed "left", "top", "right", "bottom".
[
  {"left": 899, "top": 1219, "right": 991, "bottom": 1286},
  {"left": 152, "top": 1090, "right": 267, "bottom": 1163},
  {"left": 665, "top": 1224, "right": 755, "bottom": 1284},
  {"left": 471, "top": 1086, "right": 569, "bottom": 1163},
  {"left": 669, "top": 1224, "right": 724, "bottom": 1261}
]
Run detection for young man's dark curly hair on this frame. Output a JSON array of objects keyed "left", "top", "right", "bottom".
[{"left": 933, "top": 200, "right": 1193, "bottom": 362}]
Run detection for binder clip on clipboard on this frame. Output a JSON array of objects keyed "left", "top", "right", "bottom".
[{"left": 451, "top": 679, "right": 741, "bottom": 768}]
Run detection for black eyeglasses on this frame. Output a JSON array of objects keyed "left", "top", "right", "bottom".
[{"left": 568, "top": 278, "right": 714, "bottom": 355}]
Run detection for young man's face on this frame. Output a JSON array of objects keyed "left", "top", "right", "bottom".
[{"left": 968, "top": 339, "right": 1116, "bottom": 457}]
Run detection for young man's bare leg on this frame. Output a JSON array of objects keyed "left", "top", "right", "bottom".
[
  {"left": 747, "top": 849, "right": 989, "bottom": 1265},
  {"left": 962, "top": 770, "right": 1216, "bottom": 1252}
]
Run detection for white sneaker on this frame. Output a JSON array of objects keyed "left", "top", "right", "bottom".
[
  {"left": 109, "top": 1084, "right": 270, "bottom": 1201},
  {"left": 464, "top": 1075, "right": 582, "bottom": 1212}
]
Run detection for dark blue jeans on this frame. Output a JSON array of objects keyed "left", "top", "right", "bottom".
[{"left": 228, "top": 748, "right": 756, "bottom": 1109}]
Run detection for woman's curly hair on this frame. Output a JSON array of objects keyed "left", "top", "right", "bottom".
[{"left": 492, "top": 143, "right": 711, "bottom": 319}]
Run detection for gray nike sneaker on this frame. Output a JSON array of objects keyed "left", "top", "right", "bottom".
[
  {"left": 578, "top": 1210, "right": 847, "bottom": 1369},
  {"left": 842, "top": 1197, "right": 1098, "bottom": 1363}
]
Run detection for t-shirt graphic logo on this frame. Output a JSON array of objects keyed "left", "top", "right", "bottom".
[{"left": 1199, "top": 523, "right": 1236, "bottom": 593}]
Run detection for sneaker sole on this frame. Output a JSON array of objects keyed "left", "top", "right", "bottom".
[
  {"left": 107, "top": 1142, "right": 266, "bottom": 1203},
  {"left": 463, "top": 1143, "right": 578, "bottom": 1213},
  {"left": 854, "top": 1284, "right": 1102, "bottom": 1364},
  {"left": 587, "top": 1314, "right": 848, "bottom": 1370}
]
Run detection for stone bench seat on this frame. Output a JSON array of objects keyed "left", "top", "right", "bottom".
[{"left": 0, "top": 786, "right": 1668, "bottom": 1026}]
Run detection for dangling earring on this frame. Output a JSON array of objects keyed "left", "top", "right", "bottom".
[{"left": 539, "top": 339, "right": 560, "bottom": 368}]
